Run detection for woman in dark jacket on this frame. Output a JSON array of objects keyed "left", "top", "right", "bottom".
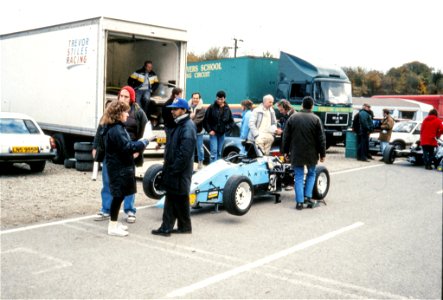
[
  {"left": 203, "top": 90, "right": 234, "bottom": 163},
  {"left": 93, "top": 86, "right": 148, "bottom": 224},
  {"left": 102, "top": 100, "right": 149, "bottom": 236}
]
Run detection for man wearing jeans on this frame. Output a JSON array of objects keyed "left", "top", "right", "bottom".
[
  {"left": 203, "top": 90, "right": 234, "bottom": 163},
  {"left": 282, "top": 96, "right": 326, "bottom": 210}
]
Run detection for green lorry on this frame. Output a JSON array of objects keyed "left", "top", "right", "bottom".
[{"left": 186, "top": 52, "right": 353, "bottom": 146}]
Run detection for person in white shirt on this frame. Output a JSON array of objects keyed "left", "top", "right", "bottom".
[{"left": 248, "top": 94, "right": 278, "bottom": 155}]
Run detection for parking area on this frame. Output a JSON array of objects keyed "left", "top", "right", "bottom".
[{"left": 1, "top": 147, "right": 442, "bottom": 299}]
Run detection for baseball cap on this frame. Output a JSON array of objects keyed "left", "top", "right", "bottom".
[{"left": 167, "top": 98, "right": 189, "bottom": 110}]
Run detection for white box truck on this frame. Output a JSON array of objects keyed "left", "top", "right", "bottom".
[{"left": 1, "top": 16, "right": 187, "bottom": 163}]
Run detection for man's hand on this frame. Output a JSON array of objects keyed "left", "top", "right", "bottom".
[
  {"left": 92, "top": 149, "right": 96, "bottom": 158},
  {"left": 209, "top": 130, "right": 215, "bottom": 136},
  {"left": 133, "top": 152, "right": 140, "bottom": 158}
]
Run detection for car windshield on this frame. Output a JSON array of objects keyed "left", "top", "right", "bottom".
[
  {"left": 393, "top": 121, "right": 416, "bottom": 133},
  {"left": 313, "top": 81, "right": 352, "bottom": 105},
  {"left": 0, "top": 118, "right": 40, "bottom": 134}
]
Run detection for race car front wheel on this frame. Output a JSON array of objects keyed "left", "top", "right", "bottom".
[
  {"left": 312, "top": 166, "right": 330, "bottom": 200},
  {"left": 223, "top": 175, "right": 253, "bottom": 216},
  {"left": 383, "top": 145, "right": 396, "bottom": 164},
  {"left": 143, "top": 164, "right": 166, "bottom": 199}
]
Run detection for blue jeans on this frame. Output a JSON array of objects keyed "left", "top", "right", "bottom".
[
  {"left": 380, "top": 141, "right": 389, "bottom": 155},
  {"left": 196, "top": 133, "right": 204, "bottom": 162},
  {"left": 294, "top": 165, "right": 316, "bottom": 203},
  {"left": 209, "top": 134, "right": 225, "bottom": 163},
  {"left": 101, "top": 160, "right": 136, "bottom": 214}
]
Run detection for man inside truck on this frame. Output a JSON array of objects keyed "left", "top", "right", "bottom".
[{"left": 128, "top": 60, "right": 159, "bottom": 119}]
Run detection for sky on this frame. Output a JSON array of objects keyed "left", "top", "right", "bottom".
[{"left": 1, "top": 0, "right": 442, "bottom": 73}]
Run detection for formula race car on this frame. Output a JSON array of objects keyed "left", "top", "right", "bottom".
[
  {"left": 143, "top": 142, "right": 330, "bottom": 216},
  {"left": 383, "top": 138, "right": 443, "bottom": 168}
]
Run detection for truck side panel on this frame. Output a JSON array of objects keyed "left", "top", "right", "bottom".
[{"left": 1, "top": 22, "right": 101, "bottom": 135}]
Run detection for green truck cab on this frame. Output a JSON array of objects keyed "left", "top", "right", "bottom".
[{"left": 276, "top": 52, "right": 353, "bottom": 147}]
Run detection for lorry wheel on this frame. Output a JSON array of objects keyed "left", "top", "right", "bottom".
[
  {"left": 143, "top": 164, "right": 165, "bottom": 199},
  {"left": 383, "top": 145, "right": 396, "bottom": 164},
  {"left": 29, "top": 161, "right": 46, "bottom": 172},
  {"left": 312, "top": 166, "right": 330, "bottom": 200},
  {"left": 52, "top": 133, "right": 66, "bottom": 164},
  {"left": 223, "top": 175, "right": 253, "bottom": 216}
]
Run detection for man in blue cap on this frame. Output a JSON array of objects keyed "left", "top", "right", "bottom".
[{"left": 152, "top": 98, "right": 197, "bottom": 236}]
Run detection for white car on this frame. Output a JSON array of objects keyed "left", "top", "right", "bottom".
[
  {"left": 0, "top": 112, "right": 55, "bottom": 172},
  {"left": 369, "top": 120, "right": 422, "bottom": 154}
]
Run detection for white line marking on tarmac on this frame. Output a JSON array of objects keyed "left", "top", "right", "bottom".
[
  {"left": 437, "top": 190, "right": 443, "bottom": 194},
  {"left": 166, "top": 222, "right": 364, "bottom": 298},
  {"left": 331, "top": 164, "right": 384, "bottom": 175},
  {"left": 2, "top": 247, "right": 72, "bottom": 275},
  {"left": 0, "top": 204, "right": 156, "bottom": 235}
]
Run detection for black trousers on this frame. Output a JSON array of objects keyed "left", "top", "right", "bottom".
[
  {"left": 357, "top": 133, "right": 369, "bottom": 160},
  {"left": 161, "top": 193, "right": 192, "bottom": 232},
  {"left": 110, "top": 196, "right": 124, "bottom": 221}
]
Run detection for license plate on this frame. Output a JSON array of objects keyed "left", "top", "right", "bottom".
[
  {"left": 207, "top": 189, "right": 219, "bottom": 200},
  {"left": 333, "top": 132, "right": 342, "bottom": 136},
  {"left": 189, "top": 194, "right": 196, "bottom": 206},
  {"left": 12, "top": 146, "right": 39, "bottom": 153},
  {"left": 156, "top": 137, "right": 166, "bottom": 144}
]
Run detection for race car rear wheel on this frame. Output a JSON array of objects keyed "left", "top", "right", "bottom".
[
  {"left": 312, "top": 166, "right": 330, "bottom": 200},
  {"left": 383, "top": 145, "right": 396, "bottom": 164},
  {"left": 143, "top": 164, "right": 165, "bottom": 199},
  {"left": 223, "top": 175, "right": 253, "bottom": 216}
]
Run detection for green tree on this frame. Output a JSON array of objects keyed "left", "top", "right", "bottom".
[{"left": 262, "top": 51, "right": 274, "bottom": 58}]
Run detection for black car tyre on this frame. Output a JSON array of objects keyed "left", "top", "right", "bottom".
[
  {"left": 392, "top": 141, "right": 405, "bottom": 150},
  {"left": 75, "top": 160, "right": 94, "bottom": 171},
  {"left": 383, "top": 145, "right": 396, "bottom": 164},
  {"left": 223, "top": 175, "right": 253, "bottom": 216},
  {"left": 29, "top": 161, "right": 46, "bottom": 172},
  {"left": 75, "top": 151, "right": 94, "bottom": 161},
  {"left": 64, "top": 158, "right": 76, "bottom": 169},
  {"left": 74, "top": 142, "right": 93, "bottom": 152},
  {"left": 312, "top": 166, "right": 330, "bottom": 200},
  {"left": 143, "top": 164, "right": 165, "bottom": 199}
]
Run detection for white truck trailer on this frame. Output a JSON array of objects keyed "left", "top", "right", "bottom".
[{"left": 1, "top": 16, "right": 187, "bottom": 163}]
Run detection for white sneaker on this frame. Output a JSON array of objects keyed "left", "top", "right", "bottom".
[
  {"left": 94, "top": 212, "right": 110, "bottom": 221},
  {"left": 198, "top": 161, "right": 203, "bottom": 170},
  {"left": 108, "top": 221, "right": 128, "bottom": 237},
  {"left": 126, "top": 211, "right": 136, "bottom": 223},
  {"left": 118, "top": 222, "right": 128, "bottom": 231}
]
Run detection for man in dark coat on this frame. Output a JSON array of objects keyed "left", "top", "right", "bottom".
[
  {"left": 152, "top": 98, "right": 197, "bottom": 236},
  {"left": 282, "top": 96, "right": 326, "bottom": 210},
  {"left": 356, "top": 103, "right": 374, "bottom": 161}
]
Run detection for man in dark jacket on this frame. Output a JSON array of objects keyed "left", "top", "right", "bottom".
[
  {"left": 356, "top": 103, "right": 374, "bottom": 162},
  {"left": 127, "top": 60, "right": 159, "bottom": 117},
  {"left": 283, "top": 96, "right": 326, "bottom": 210},
  {"left": 152, "top": 98, "right": 197, "bottom": 236},
  {"left": 203, "top": 90, "right": 234, "bottom": 163}
]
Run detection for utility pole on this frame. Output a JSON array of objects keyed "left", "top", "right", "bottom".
[{"left": 233, "top": 38, "right": 243, "bottom": 58}]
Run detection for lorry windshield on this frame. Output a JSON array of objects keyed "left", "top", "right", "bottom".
[{"left": 314, "top": 81, "right": 352, "bottom": 106}]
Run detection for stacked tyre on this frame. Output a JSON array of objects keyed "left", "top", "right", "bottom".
[{"left": 73, "top": 142, "right": 94, "bottom": 171}]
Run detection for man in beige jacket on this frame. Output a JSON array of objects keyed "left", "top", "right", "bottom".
[{"left": 248, "top": 94, "right": 278, "bottom": 155}]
